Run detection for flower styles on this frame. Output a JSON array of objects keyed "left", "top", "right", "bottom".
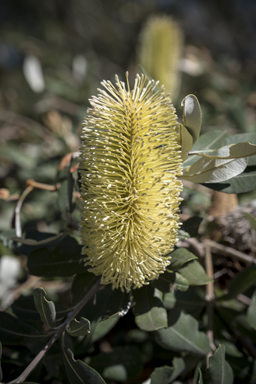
[{"left": 80, "top": 73, "right": 183, "bottom": 292}]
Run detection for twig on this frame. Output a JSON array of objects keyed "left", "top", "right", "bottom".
[
  {"left": 205, "top": 243, "right": 216, "bottom": 367},
  {"left": 7, "top": 278, "right": 102, "bottom": 384},
  {"left": 14, "top": 185, "right": 34, "bottom": 237},
  {"left": 204, "top": 239, "right": 255, "bottom": 264},
  {"left": 26, "top": 179, "right": 60, "bottom": 191}
]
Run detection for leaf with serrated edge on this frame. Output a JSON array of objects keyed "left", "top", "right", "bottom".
[
  {"left": 207, "top": 345, "right": 233, "bottom": 384},
  {"left": 68, "top": 317, "right": 90, "bottom": 337},
  {"left": 33, "top": 288, "right": 56, "bottom": 328},
  {"left": 63, "top": 347, "right": 106, "bottom": 384},
  {"left": 179, "top": 260, "right": 212, "bottom": 285},
  {"left": 182, "top": 94, "right": 202, "bottom": 144},
  {"left": 155, "top": 311, "right": 210, "bottom": 356},
  {"left": 133, "top": 285, "right": 167, "bottom": 331}
]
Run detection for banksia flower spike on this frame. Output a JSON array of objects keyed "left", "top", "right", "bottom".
[
  {"left": 80, "top": 73, "right": 183, "bottom": 292},
  {"left": 138, "top": 15, "right": 183, "bottom": 101}
]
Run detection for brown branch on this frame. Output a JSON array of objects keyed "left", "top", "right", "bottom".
[
  {"left": 204, "top": 243, "right": 216, "bottom": 368},
  {"left": 204, "top": 239, "right": 255, "bottom": 264},
  {"left": 7, "top": 278, "right": 102, "bottom": 384},
  {"left": 14, "top": 185, "right": 34, "bottom": 237},
  {"left": 26, "top": 179, "right": 60, "bottom": 191}
]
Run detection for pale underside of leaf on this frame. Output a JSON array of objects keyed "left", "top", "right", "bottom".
[
  {"left": 190, "top": 142, "right": 256, "bottom": 159},
  {"left": 182, "top": 156, "right": 247, "bottom": 183}
]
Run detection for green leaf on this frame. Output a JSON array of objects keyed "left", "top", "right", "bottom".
[
  {"left": 182, "top": 216, "right": 203, "bottom": 237},
  {"left": 163, "top": 290, "right": 206, "bottom": 318},
  {"left": 202, "top": 166, "right": 256, "bottom": 194},
  {"left": 182, "top": 94, "right": 202, "bottom": 144},
  {"left": 223, "top": 132, "right": 256, "bottom": 166},
  {"left": 191, "top": 142, "right": 256, "bottom": 160},
  {"left": 152, "top": 270, "right": 188, "bottom": 293},
  {"left": 174, "top": 272, "right": 189, "bottom": 291},
  {"left": 177, "top": 229, "right": 191, "bottom": 240},
  {"left": 246, "top": 290, "right": 256, "bottom": 331},
  {"left": 214, "top": 339, "right": 243, "bottom": 358},
  {"left": 33, "top": 287, "right": 56, "bottom": 328},
  {"left": 179, "top": 123, "right": 194, "bottom": 161},
  {"left": 91, "top": 318, "right": 119, "bottom": 344},
  {"left": 63, "top": 347, "right": 106, "bottom": 384},
  {"left": 183, "top": 154, "right": 247, "bottom": 183},
  {"left": 184, "top": 130, "right": 229, "bottom": 168},
  {"left": 11, "top": 294, "right": 70, "bottom": 323},
  {"left": 133, "top": 285, "right": 168, "bottom": 331},
  {"left": 0, "top": 312, "right": 46, "bottom": 344},
  {"left": 27, "top": 236, "right": 85, "bottom": 277},
  {"left": 168, "top": 248, "right": 197, "bottom": 271},
  {"left": 155, "top": 311, "right": 211, "bottom": 356},
  {"left": 150, "top": 357, "right": 186, "bottom": 384},
  {"left": 68, "top": 317, "right": 90, "bottom": 337},
  {"left": 179, "top": 259, "right": 212, "bottom": 285},
  {"left": 244, "top": 212, "right": 256, "bottom": 230},
  {"left": 89, "top": 347, "right": 143, "bottom": 382},
  {"left": 220, "top": 264, "right": 256, "bottom": 301},
  {"left": 207, "top": 345, "right": 233, "bottom": 384}
]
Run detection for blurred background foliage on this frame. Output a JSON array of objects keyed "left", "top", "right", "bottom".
[{"left": 1, "top": 0, "right": 256, "bottom": 383}]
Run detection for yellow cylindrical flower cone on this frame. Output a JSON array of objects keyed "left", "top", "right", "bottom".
[
  {"left": 138, "top": 15, "right": 183, "bottom": 101},
  {"left": 80, "top": 73, "right": 183, "bottom": 292}
]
